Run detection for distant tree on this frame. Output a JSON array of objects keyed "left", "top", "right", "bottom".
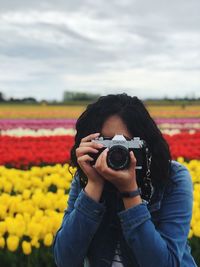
[
  {"left": 8, "top": 97, "right": 21, "bottom": 102},
  {"left": 0, "top": 91, "right": 5, "bottom": 102},
  {"left": 63, "top": 91, "right": 100, "bottom": 102},
  {"left": 21, "top": 97, "right": 37, "bottom": 103}
]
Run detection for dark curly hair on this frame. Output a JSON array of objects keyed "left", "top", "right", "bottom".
[{"left": 69, "top": 93, "right": 172, "bottom": 192}]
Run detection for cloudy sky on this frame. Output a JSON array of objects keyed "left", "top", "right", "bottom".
[{"left": 0, "top": 0, "right": 200, "bottom": 101}]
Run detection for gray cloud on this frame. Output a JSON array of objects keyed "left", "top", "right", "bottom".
[{"left": 0, "top": 0, "right": 200, "bottom": 100}]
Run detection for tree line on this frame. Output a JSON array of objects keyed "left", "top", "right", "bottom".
[
  {"left": 0, "top": 91, "right": 200, "bottom": 105},
  {"left": 0, "top": 91, "right": 100, "bottom": 104}
]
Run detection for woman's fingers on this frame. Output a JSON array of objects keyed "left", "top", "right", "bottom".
[
  {"left": 100, "top": 148, "right": 118, "bottom": 175},
  {"left": 79, "top": 141, "right": 104, "bottom": 149},
  {"left": 130, "top": 151, "right": 137, "bottom": 167},
  {"left": 81, "top": 133, "right": 100, "bottom": 142},
  {"left": 77, "top": 155, "right": 95, "bottom": 176},
  {"left": 76, "top": 146, "right": 99, "bottom": 157},
  {"left": 95, "top": 148, "right": 110, "bottom": 172},
  {"left": 76, "top": 132, "right": 104, "bottom": 160},
  {"left": 77, "top": 154, "right": 94, "bottom": 165}
]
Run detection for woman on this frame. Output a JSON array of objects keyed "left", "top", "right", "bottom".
[{"left": 53, "top": 94, "right": 197, "bottom": 267}]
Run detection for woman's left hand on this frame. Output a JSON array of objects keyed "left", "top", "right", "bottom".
[{"left": 93, "top": 148, "right": 138, "bottom": 192}]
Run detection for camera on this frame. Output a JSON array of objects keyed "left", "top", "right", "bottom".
[{"left": 90, "top": 134, "right": 148, "bottom": 170}]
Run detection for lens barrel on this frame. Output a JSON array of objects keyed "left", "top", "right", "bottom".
[{"left": 107, "top": 145, "right": 130, "bottom": 170}]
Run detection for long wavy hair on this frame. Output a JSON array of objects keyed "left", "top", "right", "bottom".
[{"left": 70, "top": 93, "right": 172, "bottom": 191}]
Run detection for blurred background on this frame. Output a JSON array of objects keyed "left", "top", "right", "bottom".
[{"left": 0, "top": 0, "right": 200, "bottom": 100}]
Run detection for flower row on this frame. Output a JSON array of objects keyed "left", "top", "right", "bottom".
[
  {"left": 0, "top": 164, "right": 75, "bottom": 253},
  {"left": 156, "top": 118, "right": 200, "bottom": 124},
  {"left": 0, "top": 119, "right": 76, "bottom": 130},
  {"left": 1, "top": 105, "right": 200, "bottom": 119},
  {"left": 159, "top": 123, "right": 200, "bottom": 131},
  {"left": 0, "top": 159, "right": 199, "bottom": 254},
  {"left": 0, "top": 135, "right": 74, "bottom": 168},
  {"left": 163, "top": 133, "right": 200, "bottom": 159},
  {"left": 177, "top": 158, "right": 200, "bottom": 239},
  {"left": 148, "top": 106, "right": 200, "bottom": 118},
  {"left": 1, "top": 118, "right": 200, "bottom": 131},
  {"left": 2, "top": 128, "right": 197, "bottom": 137},
  {"left": 0, "top": 105, "right": 85, "bottom": 119},
  {"left": 1, "top": 133, "right": 200, "bottom": 168},
  {"left": 1, "top": 128, "right": 76, "bottom": 137},
  {"left": 161, "top": 129, "right": 197, "bottom": 136}
]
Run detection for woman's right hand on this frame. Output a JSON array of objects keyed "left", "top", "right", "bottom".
[{"left": 76, "top": 133, "right": 105, "bottom": 186}]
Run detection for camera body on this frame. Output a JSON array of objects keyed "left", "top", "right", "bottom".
[{"left": 90, "top": 134, "right": 148, "bottom": 170}]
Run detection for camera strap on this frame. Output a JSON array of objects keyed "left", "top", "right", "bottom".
[{"left": 141, "top": 148, "right": 154, "bottom": 203}]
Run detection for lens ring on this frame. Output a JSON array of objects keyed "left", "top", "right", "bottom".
[{"left": 107, "top": 145, "right": 130, "bottom": 170}]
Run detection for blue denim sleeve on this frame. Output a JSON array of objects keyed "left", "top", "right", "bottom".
[
  {"left": 117, "top": 164, "right": 193, "bottom": 267},
  {"left": 52, "top": 173, "right": 106, "bottom": 267}
]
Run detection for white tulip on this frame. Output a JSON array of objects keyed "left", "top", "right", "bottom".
[{"left": 1, "top": 127, "right": 76, "bottom": 137}]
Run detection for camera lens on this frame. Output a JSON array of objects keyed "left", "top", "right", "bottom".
[{"left": 107, "top": 145, "right": 130, "bottom": 170}]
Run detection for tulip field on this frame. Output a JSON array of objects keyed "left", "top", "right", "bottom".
[{"left": 0, "top": 104, "right": 200, "bottom": 266}]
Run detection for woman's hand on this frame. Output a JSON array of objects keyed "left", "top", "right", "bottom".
[
  {"left": 93, "top": 148, "right": 138, "bottom": 192},
  {"left": 76, "top": 133, "right": 105, "bottom": 187}
]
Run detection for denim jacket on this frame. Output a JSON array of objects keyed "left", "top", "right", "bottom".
[{"left": 52, "top": 160, "right": 197, "bottom": 267}]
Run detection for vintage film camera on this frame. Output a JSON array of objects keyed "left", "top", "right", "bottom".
[{"left": 90, "top": 134, "right": 149, "bottom": 171}]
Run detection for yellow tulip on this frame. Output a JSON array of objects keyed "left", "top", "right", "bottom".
[
  {"left": 0, "top": 204, "right": 7, "bottom": 220},
  {"left": 15, "top": 220, "right": 26, "bottom": 238},
  {"left": 44, "top": 233, "right": 53, "bottom": 246},
  {"left": 31, "top": 236, "right": 40, "bottom": 248},
  {"left": 22, "top": 189, "right": 31, "bottom": 200},
  {"left": 22, "top": 241, "right": 32, "bottom": 255},
  {"left": 0, "top": 221, "right": 6, "bottom": 236},
  {"left": 188, "top": 229, "right": 193, "bottom": 239},
  {"left": 7, "top": 235, "right": 19, "bottom": 252},
  {"left": 3, "top": 181, "right": 12, "bottom": 194},
  {"left": 0, "top": 236, "right": 5, "bottom": 248}
]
